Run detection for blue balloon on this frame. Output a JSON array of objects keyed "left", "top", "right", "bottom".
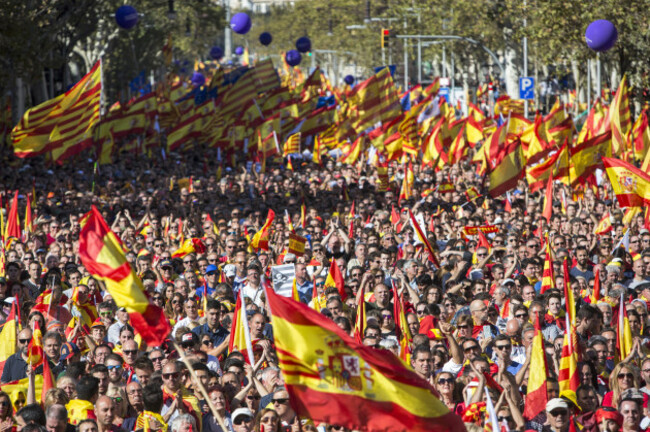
[
  {"left": 191, "top": 72, "right": 205, "bottom": 87},
  {"left": 585, "top": 20, "right": 618, "bottom": 52},
  {"left": 296, "top": 36, "right": 312, "bottom": 53},
  {"left": 210, "top": 46, "right": 223, "bottom": 60},
  {"left": 344, "top": 75, "right": 354, "bottom": 85},
  {"left": 235, "top": 46, "right": 244, "bottom": 55},
  {"left": 285, "top": 50, "right": 302, "bottom": 67},
  {"left": 230, "top": 12, "right": 252, "bottom": 35},
  {"left": 115, "top": 5, "right": 139, "bottom": 30},
  {"left": 259, "top": 32, "right": 272, "bottom": 46}
]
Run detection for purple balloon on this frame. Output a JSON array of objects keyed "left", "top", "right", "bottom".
[
  {"left": 115, "top": 5, "right": 139, "bottom": 30},
  {"left": 210, "top": 46, "right": 223, "bottom": 60},
  {"left": 296, "top": 36, "right": 311, "bottom": 53},
  {"left": 235, "top": 46, "right": 244, "bottom": 55},
  {"left": 285, "top": 50, "right": 302, "bottom": 67},
  {"left": 230, "top": 12, "right": 252, "bottom": 35},
  {"left": 585, "top": 20, "right": 618, "bottom": 52},
  {"left": 191, "top": 72, "right": 205, "bottom": 87},
  {"left": 344, "top": 75, "right": 354, "bottom": 85},
  {"left": 259, "top": 32, "right": 272, "bottom": 46}
]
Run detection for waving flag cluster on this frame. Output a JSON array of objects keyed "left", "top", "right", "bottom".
[{"left": 12, "top": 61, "right": 101, "bottom": 163}]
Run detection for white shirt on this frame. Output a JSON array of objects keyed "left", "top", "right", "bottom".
[{"left": 241, "top": 283, "right": 264, "bottom": 308}]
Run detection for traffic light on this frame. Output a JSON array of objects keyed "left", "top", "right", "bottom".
[{"left": 381, "top": 28, "right": 391, "bottom": 48}]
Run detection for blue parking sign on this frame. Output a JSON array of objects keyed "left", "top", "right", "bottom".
[{"left": 519, "top": 77, "right": 534, "bottom": 100}]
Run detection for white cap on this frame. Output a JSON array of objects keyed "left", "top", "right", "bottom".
[
  {"left": 231, "top": 407, "right": 254, "bottom": 424},
  {"left": 546, "top": 398, "right": 569, "bottom": 412}
]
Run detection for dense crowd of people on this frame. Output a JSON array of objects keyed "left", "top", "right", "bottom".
[{"left": 0, "top": 101, "right": 648, "bottom": 432}]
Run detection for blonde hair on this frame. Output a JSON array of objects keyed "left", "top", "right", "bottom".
[
  {"left": 43, "top": 388, "right": 69, "bottom": 410},
  {"left": 610, "top": 362, "right": 641, "bottom": 407}
]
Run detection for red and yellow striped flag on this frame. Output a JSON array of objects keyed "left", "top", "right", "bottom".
[
  {"left": 78, "top": 206, "right": 170, "bottom": 346},
  {"left": 523, "top": 314, "right": 548, "bottom": 420},
  {"left": 283, "top": 132, "right": 301, "bottom": 155},
  {"left": 559, "top": 259, "right": 580, "bottom": 395},
  {"left": 609, "top": 75, "right": 632, "bottom": 155},
  {"left": 603, "top": 157, "right": 650, "bottom": 208},
  {"left": 539, "top": 234, "right": 555, "bottom": 294},
  {"left": 266, "top": 288, "right": 465, "bottom": 432},
  {"left": 562, "top": 259, "right": 577, "bottom": 325},
  {"left": 12, "top": 61, "right": 101, "bottom": 159},
  {"left": 558, "top": 321, "right": 580, "bottom": 395}
]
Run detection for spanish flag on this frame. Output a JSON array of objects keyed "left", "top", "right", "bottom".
[
  {"left": 250, "top": 209, "right": 275, "bottom": 251},
  {"left": 324, "top": 259, "right": 346, "bottom": 301},
  {"left": 78, "top": 206, "right": 170, "bottom": 346},
  {"left": 266, "top": 288, "right": 465, "bottom": 431},
  {"left": 408, "top": 210, "right": 440, "bottom": 267},
  {"left": 228, "top": 290, "right": 254, "bottom": 363},
  {"left": 603, "top": 157, "right": 650, "bottom": 208},
  {"left": 594, "top": 212, "right": 613, "bottom": 234},
  {"left": 488, "top": 137, "right": 525, "bottom": 198},
  {"left": 0, "top": 300, "right": 18, "bottom": 371},
  {"left": 523, "top": 314, "right": 548, "bottom": 420},
  {"left": 27, "top": 319, "right": 44, "bottom": 367},
  {"left": 542, "top": 175, "right": 554, "bottom": 223},
  {"left": 172, "top": 238, "right": 206, "bottom": 258},
  {"left": 288, "top": 232, "right": 307, "bottom": 257},
  {"left": 570, "top": 131, "right": 611, "bottom": 186},
  {"left": 617, "top": 292, "right": 633, "bottom": 362},
  {"left": 353, "top": 289, "right": 366, "bottom": 344},
  {"left": 4, "top": 190, "right": 20, "bottom": 242}
]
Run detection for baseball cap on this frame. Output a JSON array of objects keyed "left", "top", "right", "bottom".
[
  {"left": 180, "top": 332, "right": 198, "bottom": 345},
  {"left": 160, "top": 259, "right": 173, "bottom": 269},
  {"left": 546, "top": 398, "right": 569, "bottom": 412},
  {"left": 223, "top": 264, "right": 236, "bottom": 278},
  {"left": 60, "top": 342, "right": 80, "bottom": 362},
  {"left": 91, "top": 318, "right": 106, "bottom": 329},
  {"left": 231, "top": 408, "right": 254, "bottom": 425},
  {"left": 205, "top": 264, "right": 218, "bottom": 275}
]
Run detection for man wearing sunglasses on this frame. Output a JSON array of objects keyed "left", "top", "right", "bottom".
[
  {"left": 161, "top": 362, "right": 200, "bottom": 426},
  {"left": 1, "top": 327, "right": 33, "bottom": 383}
]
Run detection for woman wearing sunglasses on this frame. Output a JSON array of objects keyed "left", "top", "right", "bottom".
[
  {"left": 434, "top": 372, "right": 463, "bottom": 415},
  {"left": 254, "top": 408, "right": 281, "bottom": 432},
  {"left": 0, "top": 392, "right": 12, "bottom": 432},
  {"left": 602, "top": 362, "right": 640, "bottom": 408}
]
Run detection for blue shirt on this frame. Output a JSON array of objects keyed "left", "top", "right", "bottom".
[
  {"left": 192, "top": 323, "right": 229, "bottom": 346},
  {"left": 296, "top": 279, "right": 313, "bottom": 304},
  {"left": 195, "top": 283, "right": 216, "bottom": 299}
]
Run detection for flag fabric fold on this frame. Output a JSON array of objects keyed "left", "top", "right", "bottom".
[
  {"left": 78, "top": 206, "right": 170, "bottom": 346},
  {"left": 266, "top": 288, "right": 465, "bottom": 432}
]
